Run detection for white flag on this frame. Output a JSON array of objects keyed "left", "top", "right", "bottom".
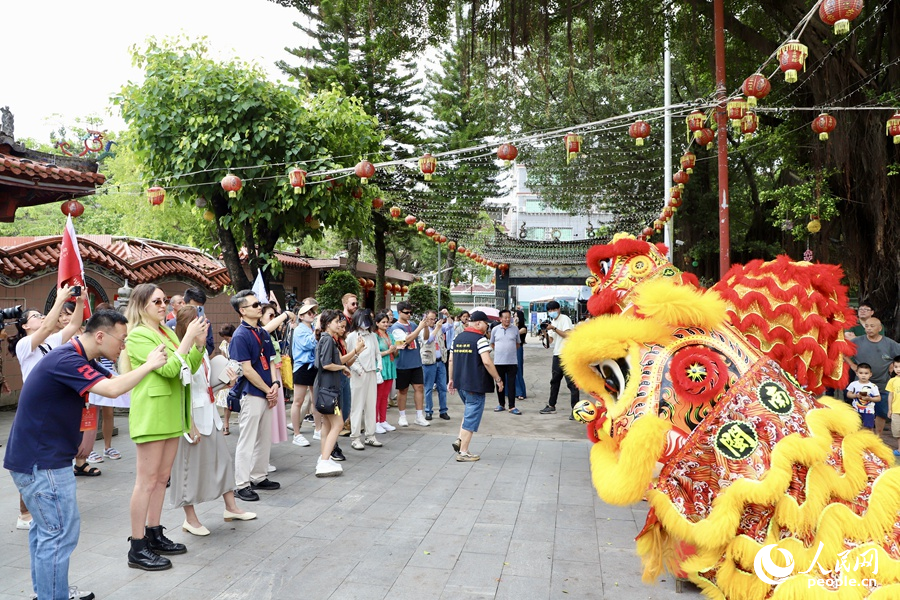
[{"left": 252, "top": 270, "right": 268, "bottom": 302}]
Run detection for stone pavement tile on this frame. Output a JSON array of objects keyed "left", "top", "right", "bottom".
[
  {"left": 598, "top": 548, "right": 697, "bottom": 599},
  {"left": 430, "top": 506, "right": 480, "bottom": 536},
  {"left": 281, "top": 555, "right": 358, "bottom": 600},
  {"left": 494, "top": 574, "right": 551, "bottom": 600},
  {"left": 386, "top": 516, "right": 436, "bottom": 539},
  {"left": 502, "top": 539, "right": 554, "bottom": 579},
  {"left": 177, "top": 545, "right": 258, "bottom": 593},
  {"left": 404, "top": 501, "right": 450, "bottom": 521},
  {"left": 511, "top": 502, "right": 557, "bottom": 543},
  {"left": 443, "top": 551, "right": 504, "bottom": 596},
  {"left": 294, "top": 515, "right": 350, "bottom": 541},
  {"left": 318, "top": 526, "right": 387, "bottom": 561},
  {"left": 249, "top": 535, "right": 319, "bottom": 574},
  {"left": 388, "top": 565, "right": 452, "bottom": 600},
  {"left": 327, "top": 581, "right": 392, "bottom": 600},
  {"left": 344, "top": 551, "right": 409, "bottom": 587},
  {"left": 553, "top": 526, "right": 600, "bottom": 564},
  {"left": 0, "top": 565, "right": 30, "bottom": 595},
  {"left": 558, "top": 483, "right": 598, "bottom": 507},
  {"left": 287, "top": 495, "right": 345, "bottom": 522},
  {"left": 486, "top": 478, "right": 527, "bottom": 502},
  {"left": 556, "top": 503, "right": 596, "bottom": 530},
  {"left": 206, "top": 569, "right": 290, "bottom": 600},
  {"left": 462, "top": 522, "right": 514, "bottom": 555},
  {"left": 449, "top": 482, "right": 492, "bottom": 506},
  {"left": 596, "top": 501, "right": 643, "bottom": 521},
  {"left": 476, "top": 499, "right": 521, "bottom": 526},
  {"left": 596, "top": 517, "right": 640, "bottom": 550},
  {"left": 550, "top": 559, "right": 604, "bottom": 598},
  {"left": 508, "top": 438, "right": 539, "bottom": 457},
  {"left": 408, "top": 532, "right": 469, "bottom": 568}
]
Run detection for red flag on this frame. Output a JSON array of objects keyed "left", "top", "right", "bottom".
[{"left": 58, "top": 215, "right": 91, "bottom": 320}]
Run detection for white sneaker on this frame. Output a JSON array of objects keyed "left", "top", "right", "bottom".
[
  {"left": 351, "top": 439, "right": 365, "bottom": 451},
  {"left": 375, "top": 423, "right": 387, "bottom": 434},
  {"left": 315, "top": 457, "right": 343, "bottom": 477},
  {"left": 382, "top": 421, "right": 396, "bottom": 432},
  {"left": 398, "top": 414, "right": 409, "bottom": 427},
  {"left": 16, "top": 514, "right": 32, "bottom": 530},
  {"left": 267, "top": 464, "right": 277, "bottom": 473},
  {"left": 286, "top": 423, "right": 294, "bottom": 431},
  {"left": 292, "top": 433, "right": 311, "bottom": 447},
  {"left": 414, "top": 416, "right": 431, "bottom": 427},
  {"left": 313, "top": 429, "right": 322, "bottom": 440}
]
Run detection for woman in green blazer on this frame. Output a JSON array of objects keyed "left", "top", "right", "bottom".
[{"left": 123, "top": 283, "right": 207, "bottom": 571}]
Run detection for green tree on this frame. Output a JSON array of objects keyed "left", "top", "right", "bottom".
[
  {"left": 406, "top": 281, "right": 454, "bottom": 313},
  {"left": 116, "top": 37, "right": 382, "bottom": 290},
  {"left": 315, "top": 269, "right": 362, "bottom": 310}
]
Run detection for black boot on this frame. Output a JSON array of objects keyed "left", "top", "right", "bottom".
[
  {"left": 128, "top": 536, "right": 172, "bottom": 571},
  {"left": 145, "top": 525, "right": 187, "bottom": 555}
]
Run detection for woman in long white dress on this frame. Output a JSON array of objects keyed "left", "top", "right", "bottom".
[{"left": 166, "top": 306, "right": 256, "bottom": 535}]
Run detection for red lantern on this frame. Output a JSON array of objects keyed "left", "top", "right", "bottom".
[
  {"left": 416, "top": 221, "right": 426, "bottom": 233},
  {"left": 670, "top": 194, "right": 683, "bottom": 210},
  {"left": 221, "top": 174, "right": 242, "bottom": 198},
  {"left": 147, "top": 186, "right": 166, "bottom": 206},
  {"left": 680, "top": 152, "right": 696, "bottom": 174},
  {"left": 425, "top": 227, "right": 436, "bottom": 237},
  {"left": 742, "top": 73, "right": 771, "bottom": 107},
  {"left": 663, "top": 207, "right": 674, "bottom": 219},
  {"left": 355, "top": 160, "right": 375, "bottom": 184},
  {"left": 448, "top": 241, "right": 457, "bottom": 251},
  {"left": 726, "top": 98, "right": 747, "bottom": 131},
  {"left": 404, "top": 214, "right": 417, "bottom": 225},
  {"left": 351, "top": 187, "right": 364, "bottom": 199},
  {"left": 289, "top": 168, "right": 307, "bottom": 194},
  {"left": 401, "top": 285, "right": 409, "bottom": 295},
  {"left": 778, "top": 41, "right": 808, "bottom": 83},
  {"left": 653, "top": 219, "right": 664, "bottom": 232},
  {"left": 357, "top": 277, "right": 366, "bottom": 288},
  {"left": 392, "top": 283, "right": 401, "bottom": 294},
  {"left": 497, "top": 143, "right": 518, "bottom": 164},
  {"left": 457, "top": 246, "right": 466, "bottom": 254},
  {"left": 366, "top": 279, "right": 375, "bottom": 290},
  {"left": 628, "top": 120, "right": 651, "bottom": 146},
  {"left": 384, "top": 282, "right": 393, "bottom": 292},
  {"left": 563, "top": 132, "right": 582, "bottom": 163},
  {"left": 439, "top": 235, "right": 447, "bottom": 244},
  {"left": 670, "top": 187, "right": 682, "bottom": 201},
  {"left": 819, "top": 0, "right": 864, "bottom": 35},
  {"left": 642, "top": 227, "right": 654, "bottom": 238},
  {"left": 696, "top": 128, "right": 715, "bottom": 150},
  {"left": 419, "top": 153, "right": 437, "bottom": 180},
  {"left": 741, "top": 112, "right": 759, "bottom": 139},
  {"left": 686, "top": 110, "right": 706, "bottom": 141},
  {"left": 390, "top": 206, "right": 402, "bottom": 218},
  {"left": 673, "top": 170, "right": 689, "bottom": 190},
  {"left": 811, "top": 113, "right": 837, "bottom": 141},
  {"left": 372, "top": 197, "right": 384, "bottom": 210},
  {"left": 887, "top": 112, "right": 900, "bottom": 144},
  {"left": 61, "top": 200, "right": 85, "bottom": 217}
]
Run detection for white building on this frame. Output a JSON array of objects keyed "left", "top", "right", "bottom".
[{"left": 495, "top": 164, "right": 615, "bottom": 242}]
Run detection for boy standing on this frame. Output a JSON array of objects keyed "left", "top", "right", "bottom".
[
  {"left": 846, "top": 363, "right": 880, "bottom": 431},
  {"left": 885, "top": 357, "right": 900, "bottom": 457}
]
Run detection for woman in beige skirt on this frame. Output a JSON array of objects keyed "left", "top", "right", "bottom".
[{"left": 167, "top": 306, "right": 256, "bottom": 535}]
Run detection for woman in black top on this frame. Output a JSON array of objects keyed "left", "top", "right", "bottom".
[{"left": 314, "top": 310, "right": 351, "bottom": 477}]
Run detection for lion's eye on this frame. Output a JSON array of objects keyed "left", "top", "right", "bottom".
[
  {"left": 600, "top": 259, "right": 611, "bottom": 276},
  {"left": 592, "top": 358, "right": 629, "bottom": 399}
]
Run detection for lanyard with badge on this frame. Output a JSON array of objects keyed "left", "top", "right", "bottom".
[
  {"left": 69, "top": 338, "right": 101, "bottom": 431},
  {"left": 244, "top": 324, "right": 271, "bottom": 372}
]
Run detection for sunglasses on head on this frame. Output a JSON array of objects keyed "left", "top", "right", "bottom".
[{"left": 243, "top": 301, "right": 261, "bottom": 310}]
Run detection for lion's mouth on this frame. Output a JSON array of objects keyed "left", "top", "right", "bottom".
[{"left": 591, "top": 357, "right": 631, "bottom": 401}]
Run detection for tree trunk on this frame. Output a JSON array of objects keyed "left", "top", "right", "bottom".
[
  {"left": 346, "top": 238, "right": 360, "bottom": 275},
  {"left": 373, "top": 212, "right": 388, "bottom": 311},
  {"left": 442, "top": 247, "right": 457, "bottom": 289},
  {"left": 211, "top": 193, "right": 251, "bottom": 291}
]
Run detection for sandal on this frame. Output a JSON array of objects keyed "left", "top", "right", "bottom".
[
  {"left": 223, "top": 426, "right": 230, "bottom": 436},
  {"left": 510, "top": 408, "right": 522, "bottom": 415},
  {"left": 73, "top": 463, "right": 101, "bottom": 477}
]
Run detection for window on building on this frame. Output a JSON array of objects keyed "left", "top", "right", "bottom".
[
  {"left": 526, "top": 228, "right": 545, "bottom": 241},
  {"left": 558, "top": 228, "right": 574, "bottom": 241}
]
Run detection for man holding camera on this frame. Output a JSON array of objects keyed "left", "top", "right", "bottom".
[{"left": 539, "top": 301, "right": 580, "bottom": 417}]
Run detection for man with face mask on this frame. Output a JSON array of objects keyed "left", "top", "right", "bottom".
[{"left": 539, "top": 301, "right": 580, "bottom": 417}]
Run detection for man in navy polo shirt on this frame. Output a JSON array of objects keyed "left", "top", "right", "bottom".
[
  {"left": 230, "top": 290, "right": 281, "bottom": 502},
  {"left": 448, "top": 311, "right": 504, "bottom": 462},
  {"left": 5, "top": 310, "right": 167, "bottom": 600}
]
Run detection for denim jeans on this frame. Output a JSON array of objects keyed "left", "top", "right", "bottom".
[
  {"left": 10, "top": 465, "right": 80, "bottom": 600},
  {"left": 340, "top": 374, "right": 352, "bottom": 419},
  {"left": 459, "top": 389, "right": 486, "bottom": 432},
  {"left": 515, "top": 344, "right": 527, "bottom": 398},
  {"left": 423, "top": 361, "right": 448, "bottom": 415}
]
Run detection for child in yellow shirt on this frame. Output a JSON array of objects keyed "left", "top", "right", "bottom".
[{"left": 886, "top": 357, "right": 900, "bottom": 457}]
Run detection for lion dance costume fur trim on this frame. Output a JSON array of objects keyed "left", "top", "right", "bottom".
[{"left": 561, "top": 233, "right": 900, "bottom": 598}]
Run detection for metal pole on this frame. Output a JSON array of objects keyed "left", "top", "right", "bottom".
[
  {"left": 714, "top": 0, "right": 730, "bottom": 277},
  {"left": 437, "top": 241, "right": 441, "bottom": 309},
  {"left": 663, "top": 6, "right": 674, "bottom": 261}
]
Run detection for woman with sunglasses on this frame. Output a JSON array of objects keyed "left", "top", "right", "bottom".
[
  {"left": 291, "top": 301, "right": 319, "bottom": 445},
  {"left": 314, "top": 310, "right": 355, "bottom": 476},
  {"left": 123, "top": 283, "right": 207, "bottom": 571}
]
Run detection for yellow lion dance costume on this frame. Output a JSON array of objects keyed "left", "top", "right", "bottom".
[{"left": 562, "top": 233, "right": 900, "bottom": 599}]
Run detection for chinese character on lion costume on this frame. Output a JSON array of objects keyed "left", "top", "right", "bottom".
[{"left": 561, "top": 233, "right": 900, "bottom": 598}]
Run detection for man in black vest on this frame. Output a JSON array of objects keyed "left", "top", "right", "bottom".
[{"left": 447, "top": 311, "right": 504, "bottom": 462}]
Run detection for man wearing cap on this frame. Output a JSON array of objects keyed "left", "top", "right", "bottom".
[{"left": 448, "top": 310, "right": 504, "bottom": 462}]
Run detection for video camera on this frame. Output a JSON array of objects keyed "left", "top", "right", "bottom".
[{"left": 0, "top": 305, "right": 23, "bottom": 321}]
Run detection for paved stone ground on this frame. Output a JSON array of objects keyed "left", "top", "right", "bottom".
[{"left": 0, "top": 340, "right": 701, "bottom": 600}]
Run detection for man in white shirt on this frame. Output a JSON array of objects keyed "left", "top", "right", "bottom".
[{"left": 539, "top": 301, "right": 580, "bottom": 417}]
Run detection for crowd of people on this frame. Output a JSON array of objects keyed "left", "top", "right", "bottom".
[{"left": 3, "top": 283, "right": 539, "bottom": 600}]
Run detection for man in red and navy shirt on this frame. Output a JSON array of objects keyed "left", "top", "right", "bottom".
[
  {"left": 448, "top": 311, "right": 504, "bottom": 462},
  {"left": 4, "top": 310, "right": 167, "bottom": 600}
]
